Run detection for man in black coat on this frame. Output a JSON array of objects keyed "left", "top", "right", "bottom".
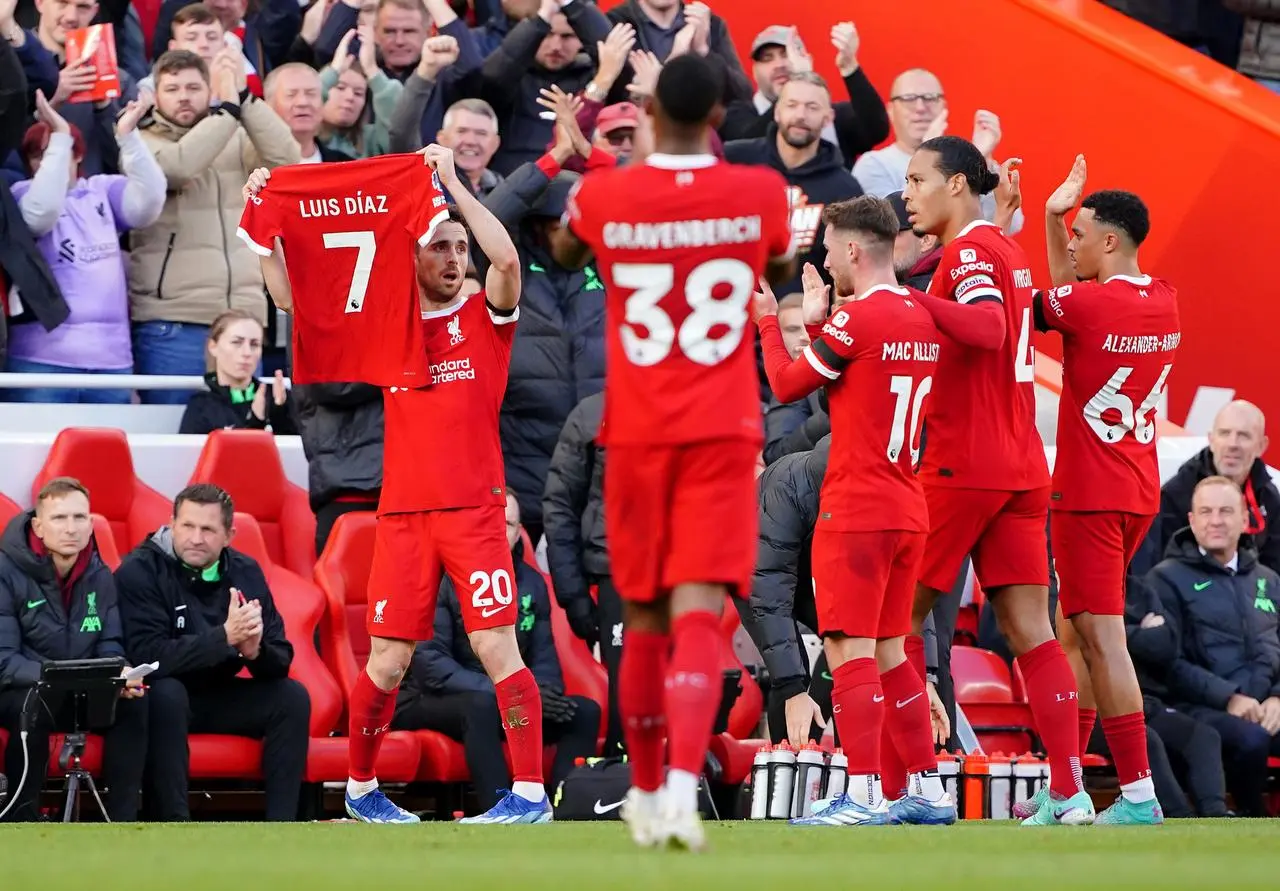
[
  {"left": 290, "top": 381, "right": 384, "bottom": 555},
  {"left": 1147, "top": 475, "right": 1280, "bottom": 816},
  {"left": 392, "top": 491, "right": 600, "bottom": 809},
  {"left": 542, "top": 391, "right": 624, "bottom": 753},
  {"left": 116, "top": 483, "right": 310, "bottom": 821},
  {"left": 0, "top": 478, "right": 147, "bottom": 822},
  {"left": 1135, "top": 400, "right": 1280, "bottom": 576}
]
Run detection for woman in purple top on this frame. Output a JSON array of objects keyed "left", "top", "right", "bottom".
[{"left": 7, "top": 90, "right": 166, "bottom": 404}]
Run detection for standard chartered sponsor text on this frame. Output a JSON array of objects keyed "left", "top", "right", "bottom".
[{"left": 431, "top": 357, "right": 476, "bottom": 384}]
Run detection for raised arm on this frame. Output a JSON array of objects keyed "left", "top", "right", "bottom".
[
  {"left": 424, "top": 143, "right": 520, "bottom": 311},
  {"left": 1045, "top": 154, "right": 1087, "bottom": 287}
]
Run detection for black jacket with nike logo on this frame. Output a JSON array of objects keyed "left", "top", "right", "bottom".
[
  {"left": 0, "top": 511, "right": 124, "bottom": 690},
  {"left": 1145, "top": 526, "right": 1280, "bottom": 711}
]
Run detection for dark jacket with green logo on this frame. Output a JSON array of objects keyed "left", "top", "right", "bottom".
[
  {"left": 115, "top": 527, "right": 292, "bottom": 688},
  {"left": 178, "top": 372, "right": 298, "bottom": 436},
  {"left": 1146, "top": 527, "right": 1280, "bottom": 711},
  {"left": 402, "top": 541, "right": 561, "bottom": 698},
  {"left": 483, "top": 161, "right": 606, "bottom": 528},
  {"left": 0, "top": 511, "right": 124, "bottom": 690}
]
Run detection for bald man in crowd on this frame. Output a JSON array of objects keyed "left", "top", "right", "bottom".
[
  {"left": 1136, "top": 400, "right": 1280, "bottom": 574},
  {"left": 850, "top": 67, "right": 1023, "bottom": 234}
]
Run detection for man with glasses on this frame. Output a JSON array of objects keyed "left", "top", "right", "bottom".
[
  {"left": 852, "top": 68, "right": 1021, "bottom": 233},
  {"left": 591, "top": 101, "right": 638, "bottom": 163}
]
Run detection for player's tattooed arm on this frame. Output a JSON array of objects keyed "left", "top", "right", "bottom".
[{"left": 1045, "top": 153, "right": 1087, "bottom": 286}]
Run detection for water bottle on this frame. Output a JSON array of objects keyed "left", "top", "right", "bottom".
[
  {"left": 937, "top": 752, "right": 960, "bottom": 802},
  {"left": 961, "top": 753, "right": 990, "bottom": 820},
  {"left": 1012, "top": 755, "right": 1042, "bottom": 809},
  {"left": 988, "top": 754, "right": 1012, "bottom": 820},
  {"left": 824, "top": 748, "right": 848, "bottom": 801},
  {"left": 791, "top": 743, "right": 826, "bottom": 819},
  {"left": 767, "top": 742, "right": 797, "bottom": 819},
  {"left": 748, "top": 744, "right": 773, "bottom": 820}
]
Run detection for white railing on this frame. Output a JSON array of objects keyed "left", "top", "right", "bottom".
[{"left": 0, "top": 373, "right": 291, "bottom": 390}]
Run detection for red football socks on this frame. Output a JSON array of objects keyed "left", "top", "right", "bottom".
[
  {"left": 665, "top": 611, "right": 723, "bottom": 777},
  {"left": 880, "top": 660, "right": 938, "bottom": 775},
  {"left": 904, "top": 633, "right": 927, "bottom": 684},
  {"left": 831, "top": 658, "right": 883, "bottom": 777},
  {"left": 348, "top": 670, "right": 397, "bottom": 782},
  {"left": 1017, "top": 640, "right": 1082, "bottom": 799},
  {"left": 495, "top": 668, "right": 544, "bottom": 783},
  {"left": 1101, "top": 712, "right": 1151, "bottom": 788},
  {"left": 1078, "top": 706, "right": 1097, "bottom": 757},
  {"left": 880, "top": 720, "right": 907, "bottom": 799},
  {"left": 619, "top": 629, "right": 669, "bottom": 792}
]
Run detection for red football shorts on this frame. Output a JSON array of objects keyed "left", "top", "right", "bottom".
[
  {"left": 919, "top": 485, "right": 1050, "bottom": 592},
  {"left": 366, "top": 503, "right": 518, "bottom": 640},
  {"left": 604, "top": 439, "right": 759, "bottom": 603},
  {"left": 811, "top": 528, "right": 925, "bottom": 639},
  {"left": 1052, "top": 510, "right": 1154, "bottom": 618}
]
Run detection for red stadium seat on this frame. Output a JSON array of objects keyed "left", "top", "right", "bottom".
[
  {"left": 952, "top": 645, "right": 1036, "bottom": 754},
  {"left": 718, "top": 604, "right": 764, "bottom": 739},
  {"left": 188, "top": 429, "right": 316, "bottom": 578},
  {"left": 33, "top": 428, "right": 170, "bottom": 554},
  {"left": 0, "top": 492, "right": 21, "bottom": 526},
  {"left": 91, "top": 514, "right": 121, "bottom": 570},
  {"left": 312, "top": 511, "right": 461, "bottom": 782},
  {"left": 708, "top": 734, "right": 765, "bottom": 785},
  {"left": 234, "top": 513, "right": 419, "bottom": 782}
]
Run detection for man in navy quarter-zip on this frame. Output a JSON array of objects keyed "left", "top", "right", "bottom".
[{"left": 0, "top": 477, "right": 148, "bottom": 822}]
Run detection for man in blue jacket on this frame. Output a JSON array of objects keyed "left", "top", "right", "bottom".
[
  {"left": 392, "top": 491, "right": 601, "bottom": 812},
  {"left": 1147, "top": 475, "right": 1280, "bottom": 816},
  {"left": 0, "top": 477, "right": 147, "bottom": 822}
]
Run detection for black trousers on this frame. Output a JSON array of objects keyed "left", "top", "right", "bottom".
[
  {"left": 146, "top": 676, "right": 310, "bottom": 822},
  {"left": 1146, "top": 704, "right": 1228, "bottom": 817},
  {"left": 595, "top": 575, "right": 625, "bottom": 756},
  {"left": 394, "top": 689, "right": 601, "bottom": 810},
  {"left": 315, "top": 499, "right": 377, "bottom": 557},
  {"left": 0, "top": 687, "right": 148, "bottom": 822},
  {"left": 1187, "top": 706, "right": 1280, "bottom": 817}
]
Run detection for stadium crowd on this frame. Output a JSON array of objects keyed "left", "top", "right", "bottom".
[{"left": 0, "top": 0, "right": 1278, "bottom": 824}]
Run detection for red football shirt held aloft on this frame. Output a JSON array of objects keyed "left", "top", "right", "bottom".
[
  {"left": 924, "top": 219, "right": 1049, "bottom": 491},
  {"left": 565, "top": 153, "right": 795, "bottom": 447},
  {"left": 1039, "top": 274, "right": 1180, "bottom": 514},
  {"left": 236, "top": 153, "right": 450, "bottom": 386},
  {"left": 379, "top": 293, "right": 517, "bottom": 514},
  {"left": 800, "top": 285, "right": 941, "bottom": 532}
]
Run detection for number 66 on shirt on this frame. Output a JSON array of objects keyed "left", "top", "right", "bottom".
[{"left": 236, "top": 153, "right": 452, "bottom": 386}]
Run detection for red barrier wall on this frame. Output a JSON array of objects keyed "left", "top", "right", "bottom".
[{"left": 602, "top": 0, "right": 1280, "bottom": 443}]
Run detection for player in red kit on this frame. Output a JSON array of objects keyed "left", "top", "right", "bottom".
[
  {"left": 1012, "top": 156, "right": 1177, "bottom": 826},
  {"left": 241, "top": 146, "right": 552, "bottom": 825},
  {"left": 754, "top": 196, "right": 955, "bottom": 827},
  {"left": 560, "top": 53, "right": 795, "bottom": 850},
  {"left": 902, "top": 136, "right": 1093, "bottom": 825}
]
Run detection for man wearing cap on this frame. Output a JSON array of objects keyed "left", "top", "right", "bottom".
[
  {"left": 481, "top": 108, "right": 607, "bottom": 545},
  {"left": 720, "top": 23, "right": 889, "bottom": 170},
  {"left": 886, "top": 190, "right": 942, "bottom": 291},
  {"left": 591, "top": 101, "right": 638, "bottom": 163}
]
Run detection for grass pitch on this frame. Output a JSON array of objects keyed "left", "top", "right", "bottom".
[{"left": 1, "top": 819, "right": 1277, "bottom": 890}]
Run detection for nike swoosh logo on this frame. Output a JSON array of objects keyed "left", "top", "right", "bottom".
[
  {"left": 820, "top": 672, "right": 833, "bottom": 681},
  {"left": 593, "top": 799, "right": 624, "bottom": 815},
  {"left": 1194, "top": 581, "right": 1212, "bottom": 591},
  {"left": 26, "top": 600, "right": 45, "bottom": 609},
  {"left": 872, "top": 694, "right": 884, "bottom": 702},
  {"left": 480, "top": 605, "right": 510, "bottom": 618},
  {"left": 896, "top": 692, "right": 924, "bottom": 709}
]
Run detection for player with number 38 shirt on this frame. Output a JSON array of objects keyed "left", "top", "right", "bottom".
[{"left": 560, "top": 54, "right": 796, "bottom": 851}]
